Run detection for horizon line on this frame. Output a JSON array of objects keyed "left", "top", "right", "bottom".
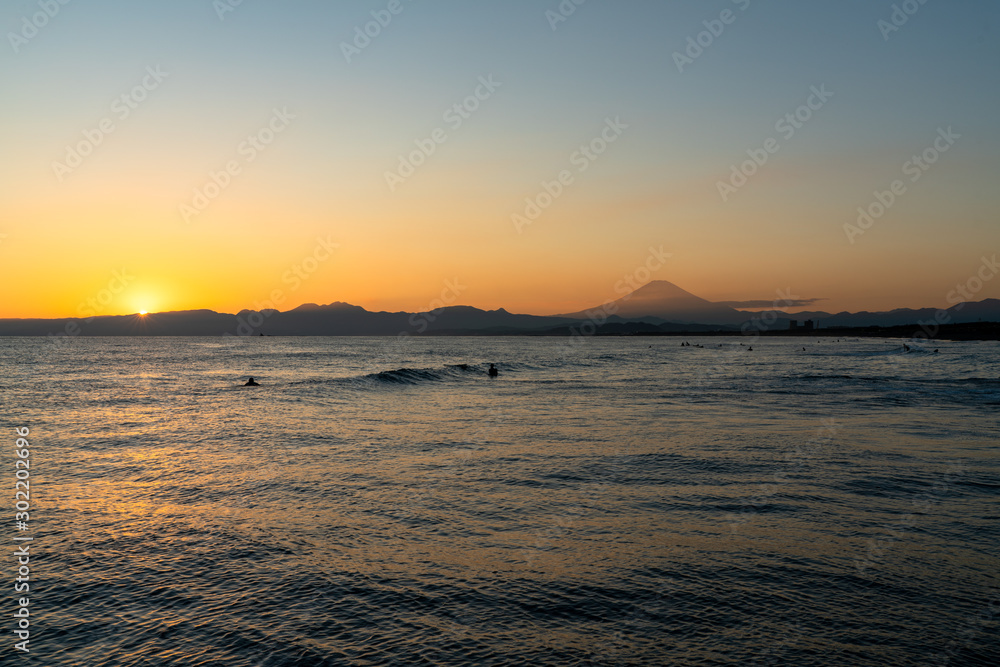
[{"left": 1, "top": 295, "right": 996, "bottom": 322}]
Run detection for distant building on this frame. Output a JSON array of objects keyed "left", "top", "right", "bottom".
[{"left": 789, "top": 319, "right": 815, "bottom": 331}]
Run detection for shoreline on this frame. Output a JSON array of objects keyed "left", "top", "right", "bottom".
[{"left": 622, "top": 321, "right": 1000, "bottom": 341}]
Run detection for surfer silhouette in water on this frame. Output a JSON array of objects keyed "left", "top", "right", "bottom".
[
  {"left": 244, "top": 377, "right": 260, "bottom": 386},
  {"left": 488, "top": 364, "right": 499, "bottom": 378}
]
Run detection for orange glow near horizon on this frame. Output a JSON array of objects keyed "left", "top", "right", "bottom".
[
  {"left": 1, "top": 3, "right": 997, "bottom": 321},
  {"left": 2, "top": 142, "right": 995, "bottom": 320},
  {"left": 0, "top": 194, "right": 995, "bottom": 321}
]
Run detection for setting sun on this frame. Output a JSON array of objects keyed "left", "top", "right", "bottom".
[{"left": 0, "top": 3, "right": 996, "bottom": 664}]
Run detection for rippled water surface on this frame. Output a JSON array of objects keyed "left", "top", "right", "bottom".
[{"left": 2, "top": 336, "right": 998, "bottom": 665}]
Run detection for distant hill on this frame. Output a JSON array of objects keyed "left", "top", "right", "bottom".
[
  {"left": 0, "top": 304, "right": 579, "bottom": 337},
  {"left": 560, "top": 281, "right": 1000, "bottom": 330},
  {"left": 557, "top": 280, "right": 751, "bottom": 325},
  {"left": 1, "top": 282, "right": 997, "bottom": 337},
  {"left": 768, "top": 298, "right": 1000, "bottom": 328}
]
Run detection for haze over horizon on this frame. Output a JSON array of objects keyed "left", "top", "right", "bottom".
[
  {"left": 6, "top": 277, "right": 999, "bottom": 326},
  {"left": 4, "top": 5, "right": 1000, "bottom": 662},
  {"left": 2, "top": 0, "right": 998, "bottom": 320}
]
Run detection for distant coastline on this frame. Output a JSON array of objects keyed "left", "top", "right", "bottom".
[
  {"left": 2, "top": 281, "right": 998, "bottom": 340},
  {"left": 624, "top": 321, "right": 1000, "bottom": 341},
  {"left": 1, "top": 322, "right": 997, "bottom": 341}
]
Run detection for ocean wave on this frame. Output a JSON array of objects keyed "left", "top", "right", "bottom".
[
  {"left": 289, "top": 363, "right": 493, "bottom": 388},
  {"left": 368, "top": 366, "right": 473, "bottom": 385}
]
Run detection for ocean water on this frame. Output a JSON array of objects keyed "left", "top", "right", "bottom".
[{"left": 1, "top": 335, "right": 998, "bottom": 666}]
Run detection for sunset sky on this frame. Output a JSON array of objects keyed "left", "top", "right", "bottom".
[{"left": 2, "top": 0, "right": 998, "bottom": 319}]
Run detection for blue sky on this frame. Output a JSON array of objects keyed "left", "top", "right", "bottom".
[{"left": 2, "top": 0, "right": 998, "bottom": 316}]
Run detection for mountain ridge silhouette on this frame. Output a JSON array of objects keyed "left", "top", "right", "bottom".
[{"left": 2, "top": 280, "right": 998, "bottom": 336}]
